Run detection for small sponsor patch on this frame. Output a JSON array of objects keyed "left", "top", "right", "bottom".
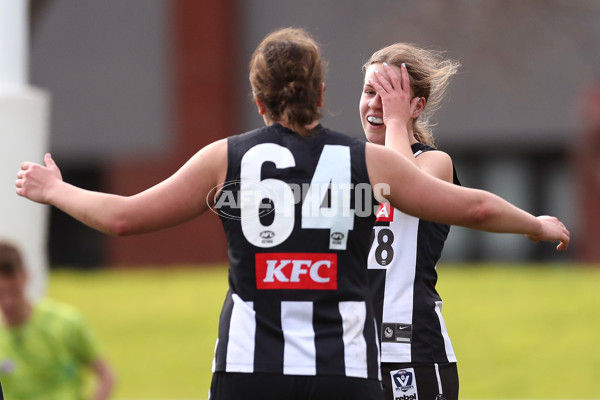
[
  {"left": 391, "top": 368, "right": 418, "bottom": 400},
  {"left": 375, "top": 203, "right": 394, "bottom": 222},
  {"left": 381, "top": 323, "right": 412, "bottom": 343}
]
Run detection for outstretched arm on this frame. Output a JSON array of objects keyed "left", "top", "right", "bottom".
[
  {"left": 16, "top": 139, "right": 228, "bottom": 235},
  {"left": 366, "top": 143, "right": 569, "bottom": 251}
]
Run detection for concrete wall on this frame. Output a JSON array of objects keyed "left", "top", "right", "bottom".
[{"left": 30, "top": 0, "right": 171, "bottom": 162}]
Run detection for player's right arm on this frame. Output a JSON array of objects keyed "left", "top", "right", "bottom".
[
  {"left": 16, "top": 139, "right": 228, "bottom": 236},
  {"left": 365, "top": 143, "right": 569, "bottom": 250}
]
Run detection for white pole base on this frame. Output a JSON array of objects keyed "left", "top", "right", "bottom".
[{"left": 0, "top": 87, "right": 50, "bottom": 299}]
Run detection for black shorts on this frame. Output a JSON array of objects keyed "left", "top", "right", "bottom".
[
  {"left": 210, "top": 372, "right": 384, "bottom": 400},
  {"left": 381, "top": 362, "right": 458, "bottom": 400}
]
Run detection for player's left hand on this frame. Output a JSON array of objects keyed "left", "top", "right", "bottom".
[{"left": 525, "top": 215, "right": 570, "bottom": 251}]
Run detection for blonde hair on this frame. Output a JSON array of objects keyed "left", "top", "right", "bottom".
[
  {"left": 363, "top": 43, "right": 459, "bottom": 148},
  {"left": 249, "top": 27, "right": 325, "bottom": 137}
]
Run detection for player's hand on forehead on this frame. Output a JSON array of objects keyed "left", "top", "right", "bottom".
[
  {"left": 368, "top": 63, "right": 418, "bottom": 124},
  {"left": 369, "top": 62, "right": 409, "bottom": 93}
]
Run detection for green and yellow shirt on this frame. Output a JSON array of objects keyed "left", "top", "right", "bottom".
[{"left": 0, "top": 298, "right": 100, "bottom": 400}]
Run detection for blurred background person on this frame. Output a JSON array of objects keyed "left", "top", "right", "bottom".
[{"left": 0, "top": 241, "right": 115, "bottom": 400}]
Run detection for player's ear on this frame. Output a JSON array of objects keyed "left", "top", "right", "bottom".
[
  {"left": 317, "top": 82, "right": 325, "bottom": 108},
  {"left": 254, "top": 96, "right": 267, "bottom": 115},
  {"left": 412, "top": 97, "right": 426, "bottom": 118}
]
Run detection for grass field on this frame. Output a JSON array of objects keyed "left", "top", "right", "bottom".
[{"left": 45, "top": 263, "right": 600, "bottom": 399}]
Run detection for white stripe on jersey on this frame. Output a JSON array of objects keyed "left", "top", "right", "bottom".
[
  {"left": 434, "top": 301, "right": 457, "bottom": 362},
  {"left": 373, "top": 317, "right": 382, "bottom": 381},
  {"left": 376, "top": 212, "right": 419, "bottom": 363},
  {"left": 339, "top": 301, "right": 368, "bottom": 378},
  {"left": 211, "top": 338, "right": 219, "bottom": 372},
  {"left": 281, "top": 301, "right": 316, "bottom": 375},
  {"left": 225, "top": 294, "right": 256, "bottom": 372}
]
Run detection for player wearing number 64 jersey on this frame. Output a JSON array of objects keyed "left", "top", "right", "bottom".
[{"left": 214, "top": 122, "right": 380, "bottom": 380}]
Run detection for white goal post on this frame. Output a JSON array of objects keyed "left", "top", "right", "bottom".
[{"left": 0, "top": 0, "right": 50, "bottom": 299}]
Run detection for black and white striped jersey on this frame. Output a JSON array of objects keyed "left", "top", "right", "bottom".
[
  {"left": 212, "top": 123, "right": 380, "bottom": 380},
  {"left": 367, "top": 143, "right": 461, "bottom": 364}
]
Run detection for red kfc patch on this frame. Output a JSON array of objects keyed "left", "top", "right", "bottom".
[{"left": 255, "top": 253, "right": 338, "bottom": 290}]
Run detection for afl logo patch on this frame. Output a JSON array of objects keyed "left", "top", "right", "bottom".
[
  {"left": 330, "top": 232, "right": 345, "bottom": 240},
  {"left": 260, "top": 230, "right": 275, "bottom": 239}
]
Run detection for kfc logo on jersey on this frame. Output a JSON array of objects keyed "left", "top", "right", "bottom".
[
  {"left": 376, "top": 203, "right": 394, "bottom": 222},
  {"left": 255, "top": 253, "right": 337, "bottom": 290}
]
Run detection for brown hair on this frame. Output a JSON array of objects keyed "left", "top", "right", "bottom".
[
  {"left": 249, "top": 27, "right": 325, "bottom": 137},
  {"left": 364, "top": 43, "right": 460, "bottom": 148},
  {"left": 0, "top": 241, "right": 24, "bottom": 277}
]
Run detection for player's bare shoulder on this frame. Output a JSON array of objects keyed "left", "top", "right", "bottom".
[{"left": 414, "top": 149, "right": 454, "bottom": 183}]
